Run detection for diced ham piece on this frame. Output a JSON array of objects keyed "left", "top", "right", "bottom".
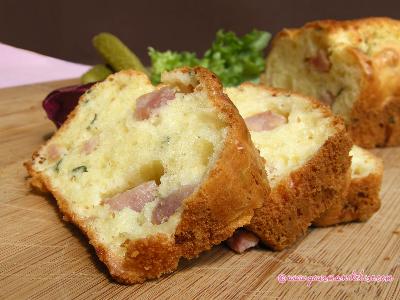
[
  {"left": 47, "top": 144, "right": 62, "bottom": 161},
  {"left": 319, "top": 90, "right": 335, "bottom": 106},
  {"left": 82, "top": 136, "right": 99, "bottom": 155},
  {"left": 134, "top": 87, "right": 175, "bottom": 120},
  {"left": 105, "top": 181, "right": 157, "bottom": 212},
  {"left": 152, "top": 184, "right": 196, "bottom": 225},
  {"left": 244, "top": 111, "right": 287, "bottom": 132},
  {"left": 307, "top": 49, "right": 331, "bottom": 73},
  {"left": 226, "top": 229, "right": 260, "bottom": 253}
]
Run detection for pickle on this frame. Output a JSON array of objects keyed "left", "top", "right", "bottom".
[
  {"left": 81, "top": 64, "right": 113, "bottom": 84},
  {"left": 92, "top": 33, "right": 149, "bottom": 75}
]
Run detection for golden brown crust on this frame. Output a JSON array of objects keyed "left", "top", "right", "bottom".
[
  {"left": 25, "top": 67, "right": 270, "bottom": 284},
  {"left": 276, "top": 17, "right": 400, "bottom": 40},
  {"left": 23, "top": 160, "right": 48, "bottom": 192},
  {"left": 313, "top": 154, "right": 383, "bottom": 226},
  {"left": 303, "top": 17, "right": 400, "bottom": 33},
  {"left": 348, "top": 92, "right": 400, "bottom": 148},
  {"left": 268, "top": 17, "right": 400, "bottom": 148},
  {"left": 240, "top": 86, "right": 353, "bottom": 251},
  {"left": 344, "top": 41, "right": 400, "bottom": 148}
]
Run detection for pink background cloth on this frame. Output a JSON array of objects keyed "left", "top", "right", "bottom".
[{"left": 0, "top": 43, "right": 90, "bottom": 89}]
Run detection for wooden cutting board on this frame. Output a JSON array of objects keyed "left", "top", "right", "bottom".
[{"left": 0, "top": 80, "right": 399, "bottom": 299}]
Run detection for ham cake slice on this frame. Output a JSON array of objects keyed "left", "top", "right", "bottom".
[
  {"left": 225, "top": 84, "right": 352, "bottom": 251},
  {"left": 25, "top": 67, "right": 269, "bottom": 283}
]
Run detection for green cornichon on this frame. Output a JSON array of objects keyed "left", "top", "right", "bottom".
[
  {"left": 93, "top": 33, "right": 149, "bottom": 75},
  {"left": 85, "top": 29, "right": 270, "bottom": 87},
  {"left": 81, "top": 64, "right": 113, "bottom": 84}
]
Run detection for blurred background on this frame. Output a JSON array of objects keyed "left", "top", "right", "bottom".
[{"left": 1, "top": 0, "right": 400, "bottom": 65}]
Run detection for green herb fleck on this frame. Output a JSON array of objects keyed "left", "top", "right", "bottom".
[
  {"left": 72, "top": 165, "right": 88, "bottom": 173},
  {"left": 54, "top": 159, "right": 63, "bottom": 173},
  {"left": 87, "top": 114, "right": 97, "bottom": 129},
  {"left": 389, "top": 116, "right": 396, "bottom": 124},
  {"left": 336, "top": 87, "right": 345, "bottom": 97}
]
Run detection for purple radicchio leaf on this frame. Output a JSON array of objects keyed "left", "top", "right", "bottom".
[{"left": 42, "top": 82, "right": 95, "bottom": 128}]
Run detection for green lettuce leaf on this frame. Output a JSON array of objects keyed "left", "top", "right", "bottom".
[
  {"left": 148, "top": 29, "right": 271, "bottom": 86},
  {"left": 148, "top": 48, "right": 200, "bottom": 83}
]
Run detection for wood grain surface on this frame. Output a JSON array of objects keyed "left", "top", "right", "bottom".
[{"left": 0, "top": 80, "right": 399, "bottom": 299}]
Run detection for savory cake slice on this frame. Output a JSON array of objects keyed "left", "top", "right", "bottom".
[
  {"left": 225, "top": 84, "right": 352, "bottom": 251},
  {"left": 263, "top": 17, "right": 400, "bottom": 148},
  {"left": 25, "top": 67, "right": 269, "bottom": 283},
  {"left": 314, "top": 145, "right": 383, "bottom": 226}
]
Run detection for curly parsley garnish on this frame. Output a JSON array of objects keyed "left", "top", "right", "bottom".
[{"left": 149, "top": 29, "right": 271, "bottom": 86}]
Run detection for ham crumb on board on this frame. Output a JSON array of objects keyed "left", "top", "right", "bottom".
[
  {"left": 226, "top": 229, "right": 260, "bottom": 253},
  {"left": 105, "top": 181, "right": 157, "bottom": 212},
  {"left": 134, "top": 87, "right": 175, "bottom": 120},
  {"left": 152, "top": 184, "right": 196, "bottom": 225},
  {"left": 244, "top": 111, "right": 287, "bottom": 132}
]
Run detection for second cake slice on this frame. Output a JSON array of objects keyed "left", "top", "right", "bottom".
[{"left": 226, "top": 84, "right": 352, "bottom": 250}]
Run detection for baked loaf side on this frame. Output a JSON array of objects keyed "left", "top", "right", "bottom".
[
  {"left": 263, "top": 17, "right": 400, "bottom": 148},
  {"left": 314, "top": 145, "right": 383, "bottom": 226},
  {"left": 25, "top": 67, "right": 269, "bottom": 283},
  {"left": 226, "top": 84, "right": 352, "bottom": 250}
]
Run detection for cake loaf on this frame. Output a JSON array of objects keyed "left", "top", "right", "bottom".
[{"left": 263, "top": 17, "right": 400, "bottom": 148}]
